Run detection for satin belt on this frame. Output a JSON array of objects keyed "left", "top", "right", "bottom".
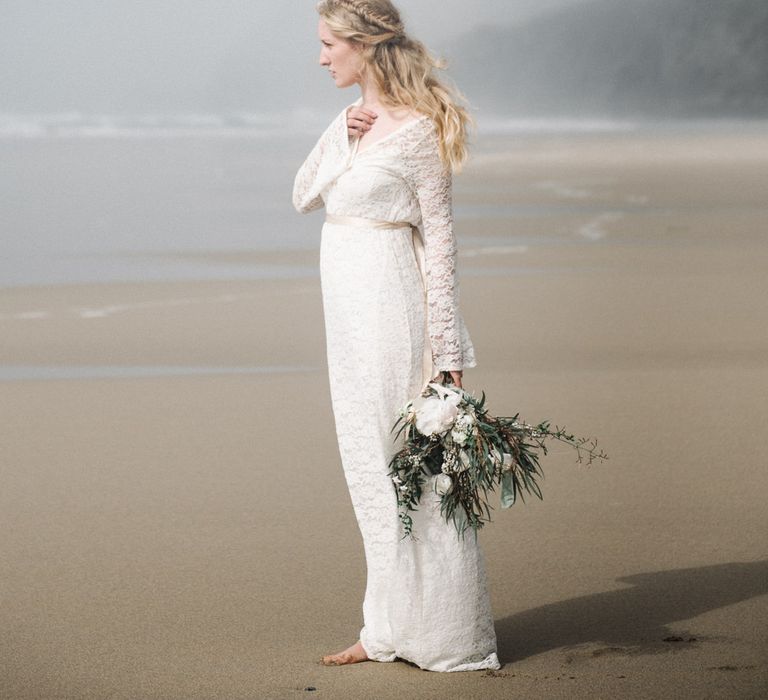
[
  {"left": 325, "top": 213, "right": 412, "bottom": 231},
  {"left": 324, "top": 213, "right": 436, "bottom": 392}
]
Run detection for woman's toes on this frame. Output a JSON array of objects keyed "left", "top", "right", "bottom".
[
  {"left": 320, "top": 644, "right": 367, "bottom": 665},
  {"left": 321, "top": 653, "right": 345, "bottom": 665}
]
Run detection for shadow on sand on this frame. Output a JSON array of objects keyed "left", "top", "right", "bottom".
[{"left": 495, "top": 560, "right": 768, "bottom": 663}]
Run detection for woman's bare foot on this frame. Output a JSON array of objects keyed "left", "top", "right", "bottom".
[{"left": 321, "top": 640, "right": 369, "bottom": 666}]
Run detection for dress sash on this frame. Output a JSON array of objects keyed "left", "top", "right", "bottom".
[{"left": 325, "top": 213, "right": 412, "bottom": 231}]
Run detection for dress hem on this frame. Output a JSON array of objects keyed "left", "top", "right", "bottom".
[
  {"left": 390, "top": 651, "right": 501, "bottom": 673},
  {"left": 359, "top": 633, "right": 501, "bottom": 672}
]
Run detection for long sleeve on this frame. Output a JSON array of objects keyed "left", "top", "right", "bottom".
[
  {"left": 292, "top": 127, "right": 327, "bottom": 214},
  {"left": 292, "top": 105, "right": 351, "bottom": 214},
  {"left": 405, "top": 128, "right": 477, "bottom": 373}
]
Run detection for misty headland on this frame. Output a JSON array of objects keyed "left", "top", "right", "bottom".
[{"left": 450, "top": 0, "right": 768, "bottom": 120}]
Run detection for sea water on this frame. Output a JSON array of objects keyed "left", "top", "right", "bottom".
[
  {"left": 0, "top": 120, "right": 325, "bottom": 288},
  {"left": 3, "top": 113, "right": 767, "bottom": 289}
]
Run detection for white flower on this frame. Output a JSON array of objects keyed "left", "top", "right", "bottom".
[
  {"left": 456, "top": 411, "right": 476, "bottom": 428},
  {"left": 450, "top": 412, "right": 475, "bottom": 446},
  {"left": 434, "top": 473, "right": 453, "bottom": 496},
  {"left": 451, "top": 428, "right": 468, "bottom": 446},
  {"left": 457, "top": 450, "right": 471, "bottom": 473},
  {"left": 391, "top": 475, "right": 402, "bottom": 484},
  {"left": 411, "top": 387, "right": 461, "bottom": 436},
  {"left": 441, "top": 449, "right": 458, "bottom": 473}
]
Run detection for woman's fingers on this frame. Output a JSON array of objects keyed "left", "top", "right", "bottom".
[
  {"left": 352, "top": 107, "right": 378, "bottom": 123},
  {"left": 346, "top": 107, "right": 377, "bottom": 136}
]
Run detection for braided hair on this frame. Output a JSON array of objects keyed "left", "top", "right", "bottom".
[
  {"left": 331, "top": 0, "right": 405, "bottom": 40},
  {"left": 316, "top": 0, "right": 474, "bottom": 173}
]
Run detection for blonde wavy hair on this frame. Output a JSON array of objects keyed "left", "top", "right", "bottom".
[{"left": 316, "top": 0, "right": 475, "bottom": 174}]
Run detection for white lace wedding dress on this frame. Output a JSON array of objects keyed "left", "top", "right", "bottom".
[{"left": 292, "top": 96, "right": 500, "bottom": 672}]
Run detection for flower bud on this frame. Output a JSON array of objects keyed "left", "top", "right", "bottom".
[{"left": 435, "top": 473, "right": 454, "bottom": 495}]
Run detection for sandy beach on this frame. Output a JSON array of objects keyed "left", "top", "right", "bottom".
[{"left": 2, "top": 128, "right": 767, "bottom": 699}]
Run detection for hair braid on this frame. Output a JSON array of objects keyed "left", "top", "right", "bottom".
[{"left": 332, "top": 0, "right": 404, "bottom": 38}]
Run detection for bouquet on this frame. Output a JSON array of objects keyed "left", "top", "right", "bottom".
[{"left": 387, "top": 381, "right": 608, "bottom": 541}]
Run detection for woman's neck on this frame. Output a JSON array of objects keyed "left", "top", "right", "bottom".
[{"left": 358, "top": 79, "right": 384, "bottom": 108}]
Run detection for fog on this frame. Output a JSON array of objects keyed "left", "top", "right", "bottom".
[
  {"left": 0, "top": 0, "right": 581, "bottom": 118},
  {"left": 3, "top": 0, "right": 765, "bottom": 127}
]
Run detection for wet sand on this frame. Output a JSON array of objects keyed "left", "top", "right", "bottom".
[{"left": 2, "top": 129, "right": 767, "bottom": 698}]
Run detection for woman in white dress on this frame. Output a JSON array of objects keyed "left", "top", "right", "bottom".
[{"left": 293, "top": 0, "right": 501, "bottom": 672}]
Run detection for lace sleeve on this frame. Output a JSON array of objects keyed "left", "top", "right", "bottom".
[
  {"left": 292, "top": 126, "right": 328, "bottom": 214},
  {"left": 292, "top": 105, "right": 354, "bottom": 214},
  {"left": 405, "top": 126, "right": 468, "bottom": 373}
]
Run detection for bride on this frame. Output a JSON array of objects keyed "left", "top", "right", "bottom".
[{"left": 293, "top": 0, "right": 501, "bottom": 672}]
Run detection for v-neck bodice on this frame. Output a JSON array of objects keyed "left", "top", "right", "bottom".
[
  {"left": 346, "top": 96, "right": 430, "bottom": 160},
  {"left": 351, "top": 114, "right": 430, "bottom": 159}
]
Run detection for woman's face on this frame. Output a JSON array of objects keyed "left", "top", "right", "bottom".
[{"left": 318, "top": 18, "right": 363, "bottom": 88}]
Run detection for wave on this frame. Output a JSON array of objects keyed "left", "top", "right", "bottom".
[
  {"left": 0, "top": 110, "right": 329, "bottom": 139},
  {"left": 5, "top": 110, "right": 764, "bottom": 140},
  {"left": 0, "top": 109, "right": 644, "bottom": 139}
]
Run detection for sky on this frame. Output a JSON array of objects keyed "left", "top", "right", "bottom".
[{"left": 0, "top": 0, "right": 583, "bottom": 114}]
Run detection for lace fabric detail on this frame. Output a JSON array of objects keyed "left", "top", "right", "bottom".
[
  {"left": 399, "top": 124, "right": 476, "bottom": 372},
  {"left": 291, "top": 107, "right": 349, "bottom": 215},
  {"left": 292, "top": 100, "right": 498, "bottom": 673}
]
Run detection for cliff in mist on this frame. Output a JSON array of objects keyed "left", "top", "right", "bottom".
[{"left": 448, "top": 0, "right": 768, "bottom": 118}]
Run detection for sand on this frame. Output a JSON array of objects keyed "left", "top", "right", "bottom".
[{"left": 2, "top": 129, "right": 767, "bottom": 699}]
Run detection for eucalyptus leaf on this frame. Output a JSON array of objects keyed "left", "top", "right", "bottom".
[{"left": 500, "top": 471, "right": 516, "bottom": 508}]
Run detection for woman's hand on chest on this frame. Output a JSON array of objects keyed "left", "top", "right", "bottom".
[{"left": 346, "top": 106, "right": 378, "bottom": 138}]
